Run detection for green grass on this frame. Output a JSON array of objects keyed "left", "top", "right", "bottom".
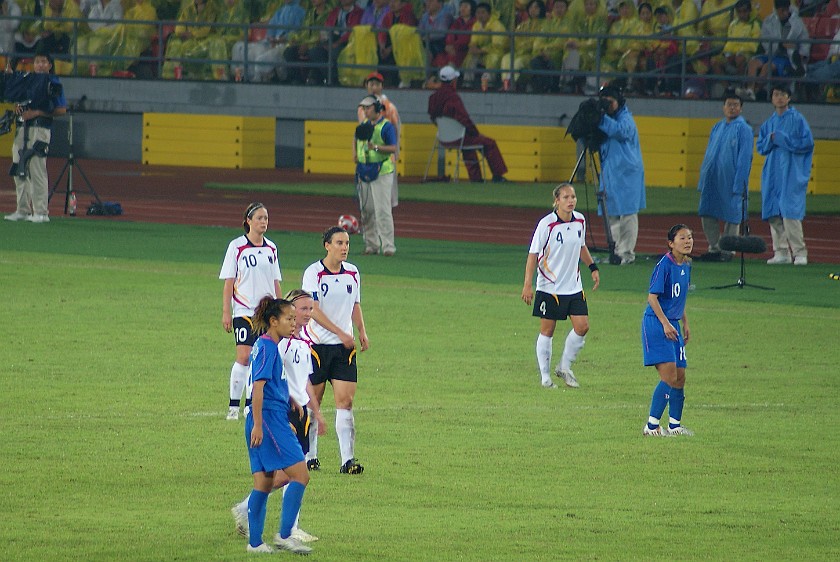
[
  {"left": 205, "top": 181, "right": 840, "bottom": 215},
  {"left": 1, "top": 219, "right": 839, "bottom": 561}
]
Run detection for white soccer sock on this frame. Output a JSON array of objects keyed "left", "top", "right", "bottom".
[
  {"left": 335, "top": 408, "right": 355, "bottom": 465},
  {"left": 560, "top": 330, "right": 586, "bottom": 371},
  {"left": 306, "top": 413, "right": 319, "bottom": 460},
  {"left": 229, "top": 362, "right": 249, "bottom": 405},
  {"left": 536, "top": 334, "right": 553, "bottom": 382}
]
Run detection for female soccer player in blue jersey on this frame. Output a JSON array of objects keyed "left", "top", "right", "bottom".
[
  {"left": 641, "top": 224, "right": 694, "bottom": 437},
  {"left": 220, "top": 203, "right": 283, "bottom": 421},
  {"left": 244, "top": 296, "right": 313, "bottom": 555}
]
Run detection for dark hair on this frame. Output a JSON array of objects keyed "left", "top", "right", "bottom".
[
  {"left": 771, "top": 83, "right": 791, "bottom": 96},
  {"left": 722, "top": 88, "right": 743, "bottom": 104},
  {"left": 252, "top": 296, "right": 293, "bottom": 333},
  {"left": 323, "top": 225, "right": 347, "bottom": 245},
  {"left": 654, "top": 6, "right": 669, "bottom": 16},
  {"left": 460, "top": 0, "right": 476, "bottom": 15},
  {"left": 243, "top": 202, "right": 266, "bottom": 233},
  {"left": 476, "top": 2, "right": 491, "bottom": 12},
  {"left": 553, "top": 0, "right": 568, "bottom": 5},
  {"left": 527, "top": 0, "right": 546, "bottom": 18},
  {"left": 667, "top": 223, "right": 691, "bottom": 242},
  {"left": 638, "top": 2, "right": 652, "bottom": 13},
  {"left": 773, "top": 0, "right": 790, "bottom": 9},
  {"left": 284, "top": 288, "right": 312, "bottom": 303},
  {"left": 734, "top": 0, "right": 751, "bottom": 10}
]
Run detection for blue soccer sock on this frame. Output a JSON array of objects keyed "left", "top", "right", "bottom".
[
  {"left": 247, "top": 489, "right": 269, "bottom": 547},
  {"left": 668, "top": 387, "right": 685, "bottom": 428},
  {"left": 279, "top": 481, "right": 306, "bottom": 539},
  {"left": 647, "top": 381, "right": 671, "bottom": 429}
]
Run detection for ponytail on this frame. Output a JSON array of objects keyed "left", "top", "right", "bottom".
[{"left": 252, "top": 296, "right": 293, "bottom": 333}]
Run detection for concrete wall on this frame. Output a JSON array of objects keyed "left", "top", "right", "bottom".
[{"left": 58, "top": 77, "right": 840, "bottom": 167}]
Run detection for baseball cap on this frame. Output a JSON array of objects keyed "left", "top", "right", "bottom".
[
  {"left": 359, "top": 95, "right": 380, "bottom": 107},
  {"left": 439, "top": 65, "right": 460, "bottom": 82},
  {"left": 364, "top": 71, "right": 384, "bottom": 84}
]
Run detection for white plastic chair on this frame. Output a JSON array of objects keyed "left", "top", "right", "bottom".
[{"left": 423, "top": 116, "right": 487, "bottom": 183}]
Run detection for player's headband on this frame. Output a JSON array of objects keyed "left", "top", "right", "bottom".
[{"left": 245, "top": 203, "right": 265, "bottom": 219}]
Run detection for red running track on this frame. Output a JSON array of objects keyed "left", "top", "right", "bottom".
[{"left": 1, "top": 159, "right": 837, "bottom": 264}]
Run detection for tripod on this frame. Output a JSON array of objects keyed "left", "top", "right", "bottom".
[
  {"left": 48, "top": 114, "right": 103, "bottom": 214},
  {"left": 569, "top": 144, "right": 617, "bottom": 262},
  {"left": 711, "top": 185, "right": 774, "bottom": 291}
]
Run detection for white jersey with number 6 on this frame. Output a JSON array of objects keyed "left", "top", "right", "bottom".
[
  {"left": 279, "top": 332, "right": 314, "bottom": 407},
  {"left": 219, "top": 235, "right": 282, "bottom": 317},
  {"left": 301, "top": 260, "right": 361, "bottom": 345},
  {"left": 528, "top": 210, "right": 587, "bottom": 296}
]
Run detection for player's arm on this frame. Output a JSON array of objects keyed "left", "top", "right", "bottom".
[
  {"left": 310, "top": 302, "right": 355, "bottom": 349},
  {"left": 274, "top": 280, "right": 282, "bottom": 299},
  {"left": 250, "top": 380, "right": 266, "bottom": 447},
  {"left": 522, "top": 252, "right": 538, "bottom": 305},
  {"left": 647, "top": 293, "right": 678, "bottom": 341},
  {"left": 305, "top": 381, "right": 327, "bottom": 436},
  {"left": 579, "top": 246, "right": 600, "bottom": 290},
  {"left": 681, "top": 311, "right": 690, "bottom": 344},
  {"left": 352, "top": 302, "right": 369, "bottom": 351},
  {"left": 222, "top": 278, "right": 234, "bottom": 332}
]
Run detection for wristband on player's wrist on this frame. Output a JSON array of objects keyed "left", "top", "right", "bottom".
[{"left": 589, "top": 263, "right": 599, "bottom": 272}]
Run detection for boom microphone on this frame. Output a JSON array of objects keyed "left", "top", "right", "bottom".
[{"left": 719, "top": 235, "right": 767, "bottom": 254}]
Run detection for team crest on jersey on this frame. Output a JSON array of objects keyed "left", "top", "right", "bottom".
[{"left": 346, "top": 284, "right": 353, "bottom": 294}]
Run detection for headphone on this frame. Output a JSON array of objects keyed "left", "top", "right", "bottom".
[{"left": 370, "top": 95, "right": 384, "bottom": 113}]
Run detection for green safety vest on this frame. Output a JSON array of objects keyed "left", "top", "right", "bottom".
[{"left": 356, "top": 118, "right": 395, "bottom": 175}]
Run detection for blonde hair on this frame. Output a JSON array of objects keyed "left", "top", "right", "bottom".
[{"left": 552, "top": 183, "right": 575, "bottom": 208}]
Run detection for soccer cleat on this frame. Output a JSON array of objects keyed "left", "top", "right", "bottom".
[
  {"left": 793, "top": 256, "right": 808, "bottom": 266},
  {"left": 4, "top": 211, "right": 29, "bottom": 221},
  {"left": 26, "top": 214, "right": 49, "bottom": 223},
  {"left": 226, "top": 407, "right": 240, "bottom": 420},
  {"left": 291, "top": 527, "right": 319, "bottom": 543},
  {"left": 274, "top": 534, "right": 313, "bottom": 555},
  {"left": 306, "top": 458, "right": 320, "bottom": 471},
  {"left": 246, "top": 543, "right": 273, "bottom": 553},
  {"left": 767, "top": 254, "right": 792, "bottom": 265},
  {"left": 541, "top": 379, "right": 558, "bottom": 389},
  {"left": 231, "top": 505, "right": 248, "bottom": 538},
  {"left": 666, "top": 425, "right": 694, "bottom": 436},
  {"left": 643, "top": 424, "right": 667, "bottom": 436},
  {"left": 555, "top": 367, "right": 580, "bottom": 388},
  {"left": 339, "top": 458, "right": 364, "bottom": 474}
]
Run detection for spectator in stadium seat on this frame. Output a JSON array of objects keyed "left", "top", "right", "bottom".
[
  {"left": 212, "top": 0, "right": 249, "bottom": 80},
  {"left": 805, "top": 26, "right": 840, "bottom": 100},
  {"left": 77, "top": 0, "right": 122, "bottom": 75},
  {"left": 418, "top": 0, "right": 454, "bottom": 67},
  {"left": 499, "top": 0, "right": 545, "bottom": 92},
  {"left": 0, "top": 0, "right": 22, "bottom": 61},
  {"left": 710, "top": 0, "right": 761, "bottom": 93},
  {"left": 444, "top": 0, "right": 475, "bottom": 68},
  {"left": 757, "top": 84, "right": 814, "bottom": 266},
  {"left": 162, "top": 0, "right": 221, "bottom": 80},
  {"left": 564, "top": 0, "right": 608, "bottom": 94},
  {"left": 427, "top": 65, "right": 509, "bottom": 182},
  {"left": 283, "top": 0, "right": 331, "bottom": 84},
  {"left": 530, "top": 0, "right": 574, "bottom": 93},
  {"left": 696, "top": 91, "right": 754, "bottom": 262},
  {"left": 233, "top": 0, "right": 304, "bottom": 82},
  {"left": 377, "top": 0, "right": 423, "bottom": 87},
  {"left": 42, "top": 0, "right": 87, "bottom": 72},
  {"left": 604, "top": 0, "right": 644, "bottom": 93},
  {"left": 738, "top": 0, "right": 810, "bottom": 101},
  {"left": 306, "top": 0, "right": 363, "bottom": 85},
  {"left": 597, "top": 83, "right": 645, "bottom": 265},
  {"left": 462, "top": 2, "right": 507, "bottom": 88}
]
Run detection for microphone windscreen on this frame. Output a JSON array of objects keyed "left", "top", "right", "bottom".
[{"left": 719, "top": 235, "right": 767, "bottom": 254}]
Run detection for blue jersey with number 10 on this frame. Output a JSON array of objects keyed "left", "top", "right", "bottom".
[
  {"left": 644, "top": 253, "right": 690, "bottom": 321},
  {"left": 247, "top": 335, "right": 289, "bottom": 412}
]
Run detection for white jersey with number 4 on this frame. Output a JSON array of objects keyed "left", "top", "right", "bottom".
[
  {"left": 219, "top": 235, "right": 282, "bottom": 317},
  {"left": 528, "top": 210, "right": 587, "bottom": 296},
  {"left": 301, "top": 260, "right": 361, "bottom": 345}
]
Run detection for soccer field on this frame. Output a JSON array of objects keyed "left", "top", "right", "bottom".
[{"left": 1, "top": 220, "right": 838, "bottom": 561}]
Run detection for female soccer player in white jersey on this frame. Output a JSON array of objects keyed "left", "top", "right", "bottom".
[
  {"left": 231, "top": 289, "right": 327, "bottom": 544},
  {"left": 243, "top": 297, "right": 311, "bottom": 554},
  {"left": 220, "top": 203, "right": 283, "bottom": 421},
  {"left": 522, "top": 183, "right": 600, "bottom": 389},
  {"left": 302, "top": 226, "right": 369, "bottom": 474},
  {"left": 642, "top": 224, "right": 694, "bottom": 437}
]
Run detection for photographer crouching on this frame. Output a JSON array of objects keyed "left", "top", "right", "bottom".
[
  {"left": 4, "top": 51, "right": 67, "bottom": 224},
  {"left": 597, "top": 84, "right": 645, "bottom": 265}
]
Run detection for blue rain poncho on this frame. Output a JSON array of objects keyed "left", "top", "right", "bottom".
[
  {"left": 697, "top": 116, "right": 754, "bottom": 224},
  {"left": 756, "top": 107, "right": 813, "bottom": 221},
  {"left": 598, "top": 106, "right": 646, "bottom": 216}
]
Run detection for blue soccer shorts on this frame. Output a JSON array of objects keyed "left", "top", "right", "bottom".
[{"left": 641, "top": 315, "right": 687, "bottom": 368}]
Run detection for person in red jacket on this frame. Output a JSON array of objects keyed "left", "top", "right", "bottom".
[
  {"left": 427, "top": 65, "right": 508, "bottom": 183},
  {"left": 444, "top": 0, "right": 476, "bottom": 67},
  {"left": 306, "top": 0, "right": 363, "bottom": 84}
]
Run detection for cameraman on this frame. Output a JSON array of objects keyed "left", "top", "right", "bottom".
[
  {"left": 597, "top": 84, "right": 645, "bottom": 265},
  {"left": 4, "top": 51, "right": 66, "bottom": 223}
]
